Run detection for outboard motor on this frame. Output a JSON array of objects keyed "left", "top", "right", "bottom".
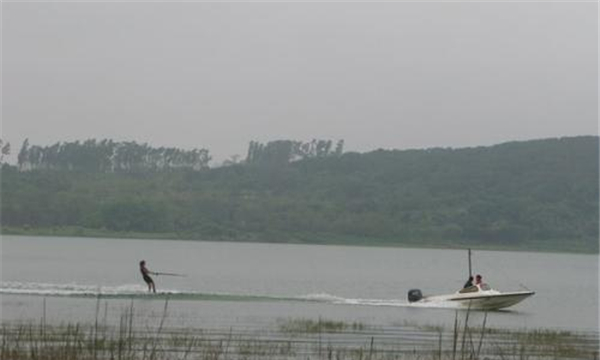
[{"left": 407, "top": 289, "right": 423, "bottom": 303}]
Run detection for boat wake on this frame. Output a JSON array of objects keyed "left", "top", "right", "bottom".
[{"left": 0, "top": 281, "right": 461, "bottom": 309}]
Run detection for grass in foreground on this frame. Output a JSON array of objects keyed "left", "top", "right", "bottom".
[
  {"left": 278, "top": 318, "right": 367, "bottom": 334},
  {"left": 1, "top": 303, "right": 598, "bottom": 360}
]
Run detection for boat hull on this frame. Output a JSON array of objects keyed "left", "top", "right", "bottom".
[
  {"left": 420, "top": 290, "right": 534, "bottom": 311},
  {"left": 448, "top": 291, "right": 535, "bottom": 310}
]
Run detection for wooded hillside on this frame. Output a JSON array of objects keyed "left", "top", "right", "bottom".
[{"left": 1, "top": 136, "right": 597, "bottom": 253}]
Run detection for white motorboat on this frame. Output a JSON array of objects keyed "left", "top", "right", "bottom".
[
  {"left": 407, "top": 250, "right": 534, "bottom": 311},
  {"left": 408, "top": 284, "right": 535, "bottom": 311}
]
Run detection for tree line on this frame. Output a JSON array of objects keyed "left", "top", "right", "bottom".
[
  {"left": 7, "top": 138, "right": 344, "bottom": 172},
  {"left": 246, "top": 139, "right": 344, "bottom": 165},
  {"left": 15, "top": 139, "right": 211, "bottom": 172},
  {"left": 1, "top": 136, "right": 598, "bottom": 253},
  {"left": 0, "top": 139, "right": 11, "bottom": 163}
]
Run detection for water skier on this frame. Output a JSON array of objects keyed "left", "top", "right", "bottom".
[{"left": 139, "top": 260, "right": 156, "bottom": 293}]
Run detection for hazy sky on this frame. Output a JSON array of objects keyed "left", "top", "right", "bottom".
[{"left": 2, "top": 2, "right": 597, "bottom": 163}]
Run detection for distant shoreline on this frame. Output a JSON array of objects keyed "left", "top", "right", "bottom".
[
  {"left": 3, "top": 137, "right": 597, "bottom": 255},
  {"left": 2, "top": 226, "right": 596, "bottom": 255}
]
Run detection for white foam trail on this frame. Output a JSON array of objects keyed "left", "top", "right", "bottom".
[
  {"left": 0, "top": 281, "right": 290, "bottom": 301},
  {"left": 1, "top": 282, "right": 463, "bottom": 309},
  {"left": 298, "top": 293, "right": 347, "bottom": 303},
  {"left": 0, "top": 281, "right": 182, "bottom": 297},
  {"left": 341, "top": 298, "right": 408, "bottom": 307},
  {"left": 298, "top": 292, "right": 462, "bottom": 309},
  {"left": 299, "top": 293, "right": 409, "bottom": 307}
]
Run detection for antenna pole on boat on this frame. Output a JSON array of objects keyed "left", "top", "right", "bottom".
[{"left": 468, "top": 249, "right": 472, "bottom": 278}]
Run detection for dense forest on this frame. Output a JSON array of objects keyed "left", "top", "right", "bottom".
[{"left": 1, "top": 136, "right": 598, "bottom": 253}]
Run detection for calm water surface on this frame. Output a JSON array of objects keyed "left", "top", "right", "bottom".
[{"left": 1, "top": 235, "right": 598, "bottom": 332}]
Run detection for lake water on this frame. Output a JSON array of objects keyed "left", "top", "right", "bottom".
[{"left": 1, "top": 235, "right": 598, "bottom": 333}]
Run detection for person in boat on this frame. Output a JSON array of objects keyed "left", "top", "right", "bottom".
[
  {"left": 463, "top": 276, "right": 474, "bottom": 288},
  {"left": 139, "top": 260, "right": 156, "bottom": 293},
  {"left": 475, "top": 274, "right": 483, "bottom": 287}
]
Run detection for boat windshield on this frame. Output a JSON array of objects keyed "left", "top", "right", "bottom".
[
  {"left": 459, "top": 285, "right": 478, "bottom": 294},
  {"left": 459, "top": 283, "right": 492, "bottom": 293}
]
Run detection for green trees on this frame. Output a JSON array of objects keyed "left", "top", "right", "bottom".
[
  {"left": 1, "top": 136, "right": 598, "bottom": 252},
  {"left": 0, "top": 139, "right": 10, "bottom": 163},
  {"left": 100, "top": 201, "right": 169, "bottom": 232},
  {"left": 15, "top": 139, "right": 211, "bottom": 172},
  {"left": 246, "top": 139, "right": 344, "bottom": 165}
]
